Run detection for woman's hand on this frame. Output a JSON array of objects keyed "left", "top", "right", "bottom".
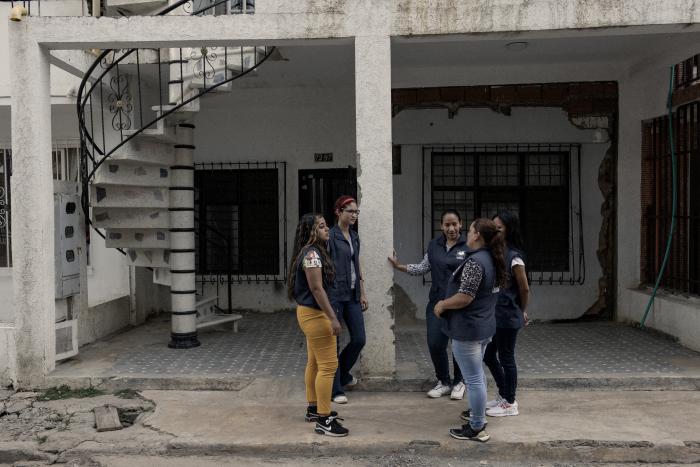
[
  {"left": 433, "top": 301, "right": 445, "bottom": 318},
  {"left": 360, "top": 292, "right": 369, "bottom": 312},
  {"left": 387, "top": 250, "right": 400, "bottom": 269},
  {"left": 523, "top": 310, "right": 530, "bottom": 326},
  {"left": 330, "top": 317, "right": 342, "bottom": 336}
]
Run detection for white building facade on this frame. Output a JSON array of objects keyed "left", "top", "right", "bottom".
[{"left": 2, "top": 0, "right": 700, "bottom": 388}]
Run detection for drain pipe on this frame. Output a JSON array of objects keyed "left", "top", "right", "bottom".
[{"left": 640, "top": 66, "right": 678, "bottom": 328}]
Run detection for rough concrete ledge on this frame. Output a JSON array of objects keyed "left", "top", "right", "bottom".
[
  {"left": 52, "top": 439, "right": 700, "bottom": 464},
  {"left": 44, "top": 375, "right": 254, "bottom": 392},
  {"left": 43, "top": 374, "right": 700, "bottom": 392},
  {"left": 356, "top": 375, "right": 700, "bottom": 392},
  {"left": 0, "top": 442, "right": 57, "bottom": 464}
]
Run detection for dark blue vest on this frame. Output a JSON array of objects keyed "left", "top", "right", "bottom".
[
  {"left": 441, "top": 248, "right": 498, "bottom": 341},
  {"left": 293, "top": 246, "right": 328, "bottom": 310},
  {"left": 327, "top": 225, "right": 361, "bottom": 303},
  {"left": 495, "top": 247, "right": 525, "bottom": 329},
  {"left": 426, "top": 234, "right": 469, "bottom": 303}
]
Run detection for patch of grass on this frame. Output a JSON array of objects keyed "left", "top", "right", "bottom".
[
  {"left": 35, "top": 435, "right": 48, "bottom": 444},
  {"left": 36, "top": 385, "right": 105, "bottom": 401},
  {"left": 114, "top": 389, "right": 140, "bottom": 399}
]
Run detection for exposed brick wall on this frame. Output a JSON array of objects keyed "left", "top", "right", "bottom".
[{"left": 392, "top": 82, "right": 618, "bottom": 118}]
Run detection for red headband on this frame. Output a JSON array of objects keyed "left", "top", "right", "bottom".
[{"left": 334, "top": 195, "right": 356, "bottom": 213}]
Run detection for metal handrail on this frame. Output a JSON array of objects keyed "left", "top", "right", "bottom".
[{"left": 76, "top": 0, "right": 269, "bottom": 252}]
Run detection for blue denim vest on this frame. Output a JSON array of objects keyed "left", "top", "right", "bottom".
[
  {"left": 426, "top": 234, "right": 469, "bottom": 303},
  {"left": 293, "top": 246, "right": 328, "bottom": 310},
  {"left": 327, "top": 225, "right": 361, "bottom": 303},
  {"left": 495, "top": 247, "right": 525, "bottom": 329},
  {"left": 441, "top": 248, "right": 498, "bottom": 341}
]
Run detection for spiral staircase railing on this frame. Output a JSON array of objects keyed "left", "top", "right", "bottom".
[{"left": 76, "top": 0, "right": 273, "bottom": 244}]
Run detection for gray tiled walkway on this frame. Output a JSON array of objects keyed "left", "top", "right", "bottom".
[{"left": 56, "top": 311, "right": 700, "bottom": 379}]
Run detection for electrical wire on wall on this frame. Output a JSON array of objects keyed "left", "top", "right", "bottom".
[{"left": 640, "top": 66, "right": 678, "bottom": 328}]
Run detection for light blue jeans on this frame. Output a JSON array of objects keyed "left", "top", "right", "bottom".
[{"left": 451, "top": 338, "right": 491, "bottom": 430}]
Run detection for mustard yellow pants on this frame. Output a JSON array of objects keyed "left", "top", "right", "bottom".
[{"left": 296, "top": 305, "right": 338, "bottom": 416}]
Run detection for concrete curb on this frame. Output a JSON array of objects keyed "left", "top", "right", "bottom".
[
  {"left": 44, "top": 374, "right": 700, "bottom": 391},
  {"left": 0, "top": 442, "right": 57, "bottom": 464},
  {"left": 44, "top": 375, "right": 255, "bottom": 392},
  {"left": 356, "top": 375, "right": 700, "bottom": 392},
  {"left": 47, "top": 438, "right": 700, "bottom": 464}
]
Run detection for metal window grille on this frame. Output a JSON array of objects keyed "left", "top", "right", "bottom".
[
  {"left": 424, "top": 144, "right": 585, "bottom": 285},
  {"left": 0, "top": 147, "right": 11, "bottom": 268},
  {"left": 0, "top": 142, "right": 80, "bottom": 269},
  {"left": 674, "top": 54, "right": 700, "bottom": 91},
  {"left": 641, "top": 101, "right": 700, "bottom": 296},
  {"left": 194, "top": 161, "right": 287, "bottom": 286}
]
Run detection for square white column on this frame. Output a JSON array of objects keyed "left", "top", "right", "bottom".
[
  {"left": 10, "top": 29, "right": 56, "bottom": 388},
  {"left": 355, "top": 35, "right": 395, "bottom": 378}
]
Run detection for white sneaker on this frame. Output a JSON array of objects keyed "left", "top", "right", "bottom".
[
  {"left": 332, "top": 394, "right": 348, "bottom": 404},
  {"left": 427, "top": 382, "right": 452, "bottom": 398},
  {"left": 450, "top": 381, "right": 466, "bottom": 400},
  {"left": 486, "top": 400, "right": 519, "bottom": 417},
  {"left": 485, "top": 395, "right": 505, "bottom": 409},
  {"left": 345, "top": 376, "right": 359, "bottom": 388}
]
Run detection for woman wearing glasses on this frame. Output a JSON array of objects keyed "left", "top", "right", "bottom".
[{"left": 328, "top": 195, "right": 368, "bottom": 404}]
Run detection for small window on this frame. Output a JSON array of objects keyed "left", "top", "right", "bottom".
[
  {"left": 65, "top": 226, "right": 74, "bottom": 238},
  {"left": 65, "top": 250, "right": 75, "bottom": 262},
  {"left": 65, "top": 202, "right": 76, "bottom": 214}
]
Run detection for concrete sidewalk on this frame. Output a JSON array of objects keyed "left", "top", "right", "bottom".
[{"left": 3, "top": 378, "right": 700, "bottom": 465}]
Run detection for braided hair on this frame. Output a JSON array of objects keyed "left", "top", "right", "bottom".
[{"left": 286, "top": 213, "right": 335, "bottom": 301}]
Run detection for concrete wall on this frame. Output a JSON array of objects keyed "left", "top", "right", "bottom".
[
  {"left": 392, "top": 107, "right": 607, "bottom": 321},
  {"left": 0, "top": 1, "right": 85, "bottom": 101},
  {"left": 616, "top": 54, "right": 700, "bottom": 352},
  {"left": 190, "top": 75, "right": 608, "bottom": 321}
]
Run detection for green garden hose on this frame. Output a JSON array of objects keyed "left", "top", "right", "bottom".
[{"left": 640, "top": 66, "right": 678, "bottom": 328}]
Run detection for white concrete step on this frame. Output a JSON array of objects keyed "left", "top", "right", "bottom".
[
  {"left": 110, "top": 140, "right": 174, "bottom": 166},
  {"left": 94, "top": 160, "right": 170, "bottom": 188},
  {"left": 125, "top": 248, "right": 170, "bottom": 268},
  {"left": 105, "top": 0, "right": 167, "bottom": 16},
  {"left": 105, "top": 228, "right": 170, "bottom": 249},
  {"left": 90, "top": 184, "right": 169, "bottom": 209},
  {"left": 123, "top": 118, "right": 178, "bottom": 144},
  {"left": 196, "top": 313, "right": 242, "bottom": 332},
  {"left": 151, "top": 103, "right": 200, "bottom": 124},
  {"left": 195, "top": 295, "right": 218, "bottom": 320},
  {"left": 92, "top": 207, "right": 169, "bottom": 229},
  {"left": 153, "top": 267, "right": 171, "bottom": 287}
]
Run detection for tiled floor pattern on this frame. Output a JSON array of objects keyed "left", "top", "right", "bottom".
[{"left": 110, "top": 312, "right": 700, "bottom": 377}]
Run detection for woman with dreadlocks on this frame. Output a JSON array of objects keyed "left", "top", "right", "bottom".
[{"left": 287, "top": 213, "right": 349, "bottom": 437}]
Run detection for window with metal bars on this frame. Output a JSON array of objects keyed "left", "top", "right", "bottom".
[
  {"left": 194, "top": 162, "right": 285, "bottom": 281},
  {"left": 0, "top": 142, "right": 81, "bottom": 268},
  {"left": 641, "top": 101, "right": 700, "bottom": 296},
  {"left": 425, "top": 144, "right": 585, "bottom": 284}
]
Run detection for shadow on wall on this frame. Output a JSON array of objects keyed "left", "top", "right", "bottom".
[{"left": 393, "top": 282, "right": 420, "bottom": 326}]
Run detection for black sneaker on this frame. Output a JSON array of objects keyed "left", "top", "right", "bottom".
[
  {"left": 449, "top": 423, "right": 490, "bottom": 442},
  {"left": 459, "top": 409, "right": 488, "bottom": 427},
  {"left": 305, "top": 407, "right": 338, "bottom": 422},
  {"left": 314, "top": 414, "right": 349, "bottom": 437}
]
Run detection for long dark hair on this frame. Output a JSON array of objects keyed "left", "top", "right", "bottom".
[
  {"left": 472, "top": 218, "right": 507, "bottom": 289},
  {"left": 493, "top": 210, "right": 525, "bottom": 253},
  {"left": 286, "top": 213, "right": 335, "bottom": 301}
]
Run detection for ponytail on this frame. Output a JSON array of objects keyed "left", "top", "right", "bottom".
[{"left": 472, "top": 218, "right": 507, "bottom": 289}]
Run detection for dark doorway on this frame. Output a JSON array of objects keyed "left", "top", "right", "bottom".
[{"left": 298, "top": 168, "right": 357, "bottom": 228}]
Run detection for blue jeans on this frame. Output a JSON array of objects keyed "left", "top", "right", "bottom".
[
  {"left": 483, "top": 327, "right": 519, "bottom": 404},
  {"left": 426, "top": 300, "right": 463, "bottom": 386},
  {"left": 451, "top": 338, "right": 491, "bottom": 430},
  {"left": 332, "top": 299, "right": 366, "bottom": 396}
]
